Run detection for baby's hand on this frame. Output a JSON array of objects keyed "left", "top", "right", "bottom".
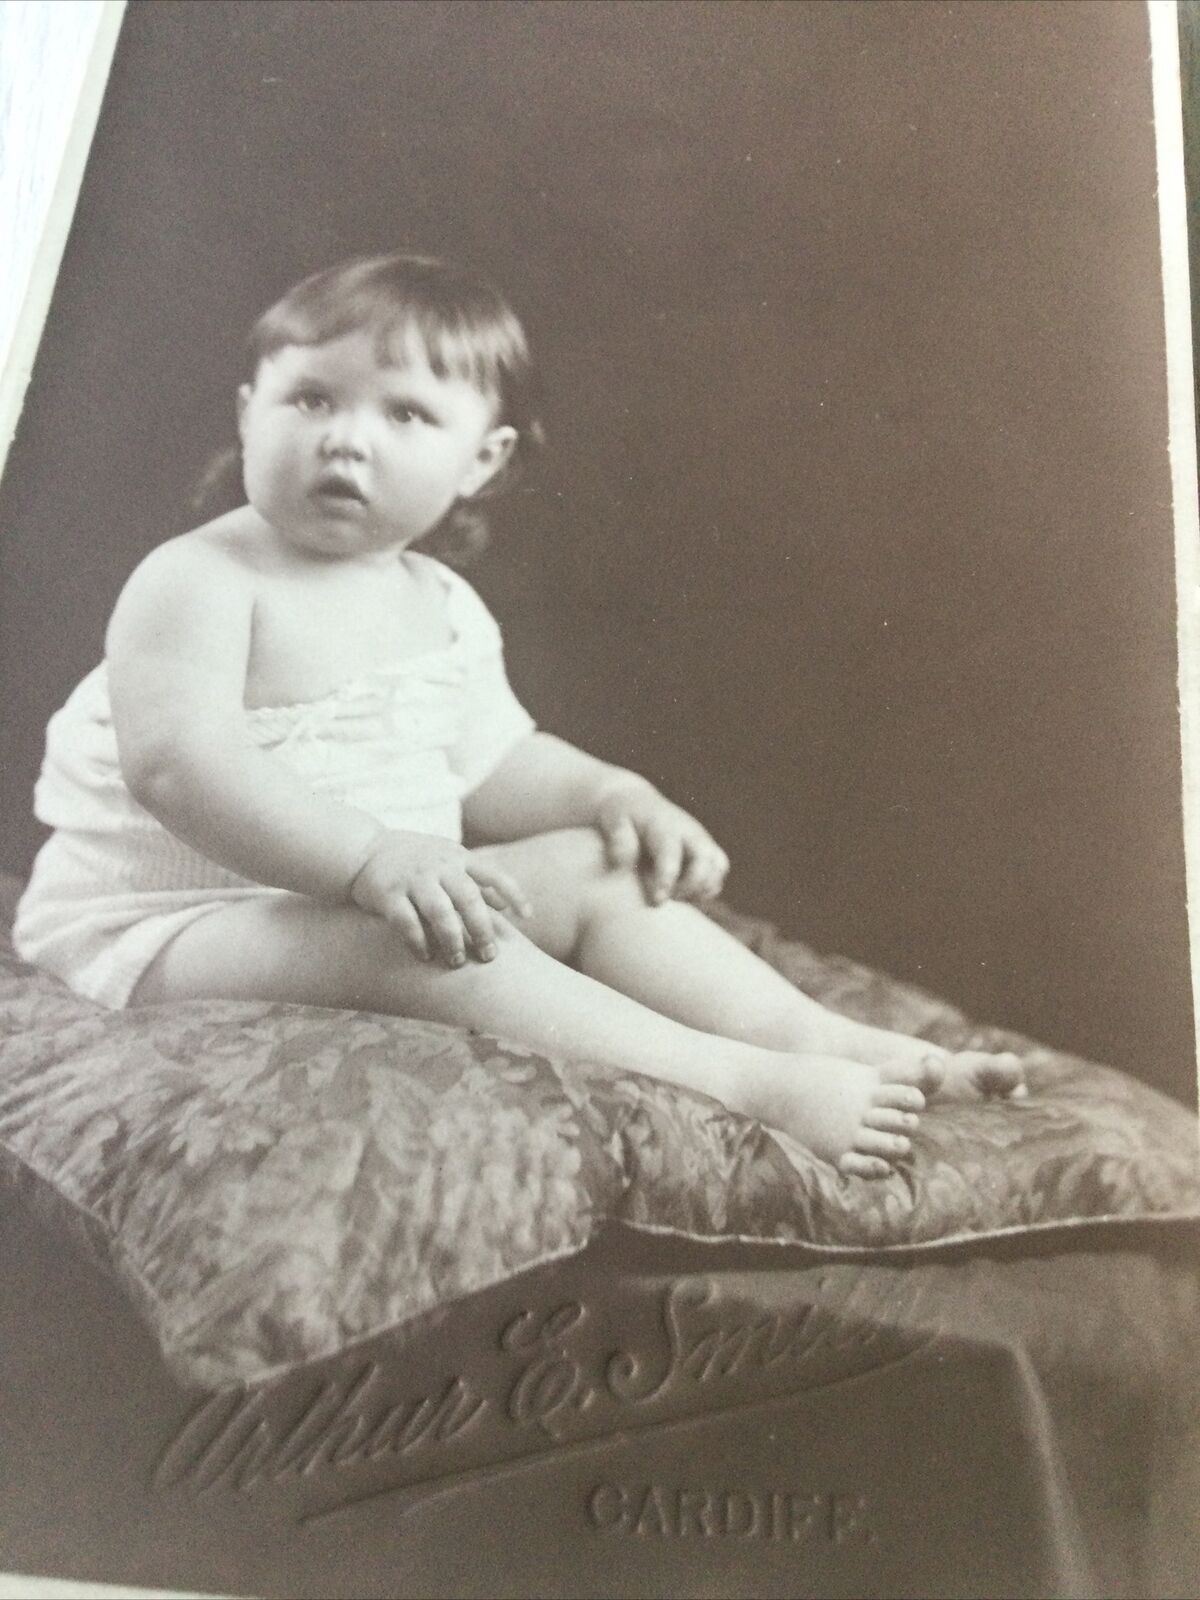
[
  {"left": 349, "top": 831, "right": 531, "bottom": 967},
  {"left": 594, "top": 782, "right": 730, "bottom": 905}
]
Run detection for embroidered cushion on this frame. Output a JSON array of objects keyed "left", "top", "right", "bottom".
[{"left": 1, "top": 879, "right": 1195, "bottom": 1387}]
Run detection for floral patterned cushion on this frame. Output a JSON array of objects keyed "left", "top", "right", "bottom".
[{"left": 0, "top": 881, "right": 1196, "bottom": 1388}]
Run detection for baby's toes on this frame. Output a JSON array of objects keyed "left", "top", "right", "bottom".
[
  {"left": 916, "top": 1052, "right": 947, "bottom": 1097},
  {"left": 935, "top": 1049, "right": 1028, "bottom": 1101},
  {"left": 879, "top": 1053, "right": 944, "bottom": 1097},
  {"left": 874, "top": 1082, "right": 926, "bottom": 1115},
  {"left": 979, "top": 1051, "right": 1025, "bottom": 1098},
  {"left": 854, "top": 1127, "right": 912, "bottom": 1162},
  {"left": 838, "top": 1151, "right": 892, "bottom": 1180},
  {"left": 957, "top": 1049, "right": 1025, "bottom": 1099},
  {"left": 864, "top": 1105, "right": 920, "bottom": 1135}
]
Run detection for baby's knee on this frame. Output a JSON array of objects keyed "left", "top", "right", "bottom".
[
  {"left": 542, "top": 826, "right": 614, "bottom": 885},
  {"left": 562, "top": 832, "right": 660, "bottom": 946},
  {"left": 476, "top": 826, "right": 630, "bottom": 909},
  {"left": 537, "top": 827, "right": 646, "bottom": 914},
  {"left": 474, "top": 827, "right": 643, "bottom": 960}
]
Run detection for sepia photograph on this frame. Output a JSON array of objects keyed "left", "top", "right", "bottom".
[{"left": 1, "top": 1, "right": 1198, "bottom": 1596}]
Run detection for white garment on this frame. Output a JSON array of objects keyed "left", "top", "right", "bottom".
[{"left": 13, "top": 555, "right": 535, "bottom": 1008}]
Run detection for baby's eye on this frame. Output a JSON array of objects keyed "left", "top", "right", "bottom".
[
  {"left": 293, "top": 389, "right": 331, "bottom": 413},
  {"left": 388, "top": 402, "right": 427, "bottom": 425}
]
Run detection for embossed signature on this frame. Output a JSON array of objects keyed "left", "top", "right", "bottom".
[{"left": 154, "top": 1273, "right": 938, "bottom": 1521}]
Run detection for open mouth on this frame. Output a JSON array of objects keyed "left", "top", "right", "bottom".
[{"left": 313, "top": 473, "right": 367, "bottom": 506}]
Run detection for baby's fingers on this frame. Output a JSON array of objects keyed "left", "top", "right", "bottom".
[
  {"left": 443, "top": 875, "right": 499, "bottom": 962},
  {"left": 599, "top": 813, "right": 641, "bottom": 869},
  {"left": 468, "top": 859, "right": 533, "bottom": 920},
  {"left": 643, "top": 827, "right": 683, "bottom": 905},
  {"left": 676, "top": 839, "right": 729, "bottom": 901},
  {"left": 378, "top": 897, "right": 431, "bottom": 962},
  {"left": 411, "top": 880, "right": 468, "bottom": 968}
]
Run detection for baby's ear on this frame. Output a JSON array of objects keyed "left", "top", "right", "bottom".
[
  {"left": 236, "top": 383, "right": 253, "bottom": 436},
  {"left": 461, "top": 425, "right": 518, "bottom": 499}
]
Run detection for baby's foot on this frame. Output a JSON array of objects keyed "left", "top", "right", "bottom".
[
  {"left": 917, "top": 1048, "right": 1026, "bottom": 1102},
  {"left": 743, "top": 1055, "right": 927, "bottom": 1180},
  {"left": 820, "top": 1016, "right": 1025, "bottom": 1102}
]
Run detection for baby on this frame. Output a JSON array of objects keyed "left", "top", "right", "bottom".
[{"left": 14, "top": 253, "right": 1023, "bottom": 1178}]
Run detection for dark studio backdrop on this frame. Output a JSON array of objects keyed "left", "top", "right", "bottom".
[{"left": 0, "top": 0, "right": 1193, "bottom": 1102}]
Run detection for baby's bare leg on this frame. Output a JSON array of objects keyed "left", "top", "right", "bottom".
[
  {"left": 131, "top": 894, "right": 925, "bottom": 1175},
  {"left": 474, "top": 829, "right": 1024, "bottom": 1100}
]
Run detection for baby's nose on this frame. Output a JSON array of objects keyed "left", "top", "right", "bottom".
[
  {"left": 322, "top": 437, "right": 367, "bottom": 462},
  {"left": 320, "top": 419, "right": 368, "bottom": 460}
]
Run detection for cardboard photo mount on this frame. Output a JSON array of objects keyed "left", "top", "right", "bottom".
[{"left": 1, "top": 4, "right": 1198, "bottom": 1598}]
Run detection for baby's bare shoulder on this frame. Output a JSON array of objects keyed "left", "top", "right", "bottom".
[
  {"left": 123, "top": 515, "right": 263, "bottom": 598},
  {"left": 107, "top": 519, "right": 262, "bottom": 659}
]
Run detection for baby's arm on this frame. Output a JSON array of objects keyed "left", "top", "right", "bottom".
[
  {"left": 108, "top": 540, "right": 383, "bottom": 897},
  {"left": 462, "top": 733, "right": 730, "bottom": 903},
  {"left": 106, "top": 540, "right": 525, "bottom": 964}
]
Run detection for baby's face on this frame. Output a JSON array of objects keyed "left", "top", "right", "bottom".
[{"left": 237, "top": 330, "right": 513, "bottom": 562}]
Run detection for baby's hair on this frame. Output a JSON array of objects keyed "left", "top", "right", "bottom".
[{"left": 190, "top": 252, "right": 545, "bottom": 564}]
